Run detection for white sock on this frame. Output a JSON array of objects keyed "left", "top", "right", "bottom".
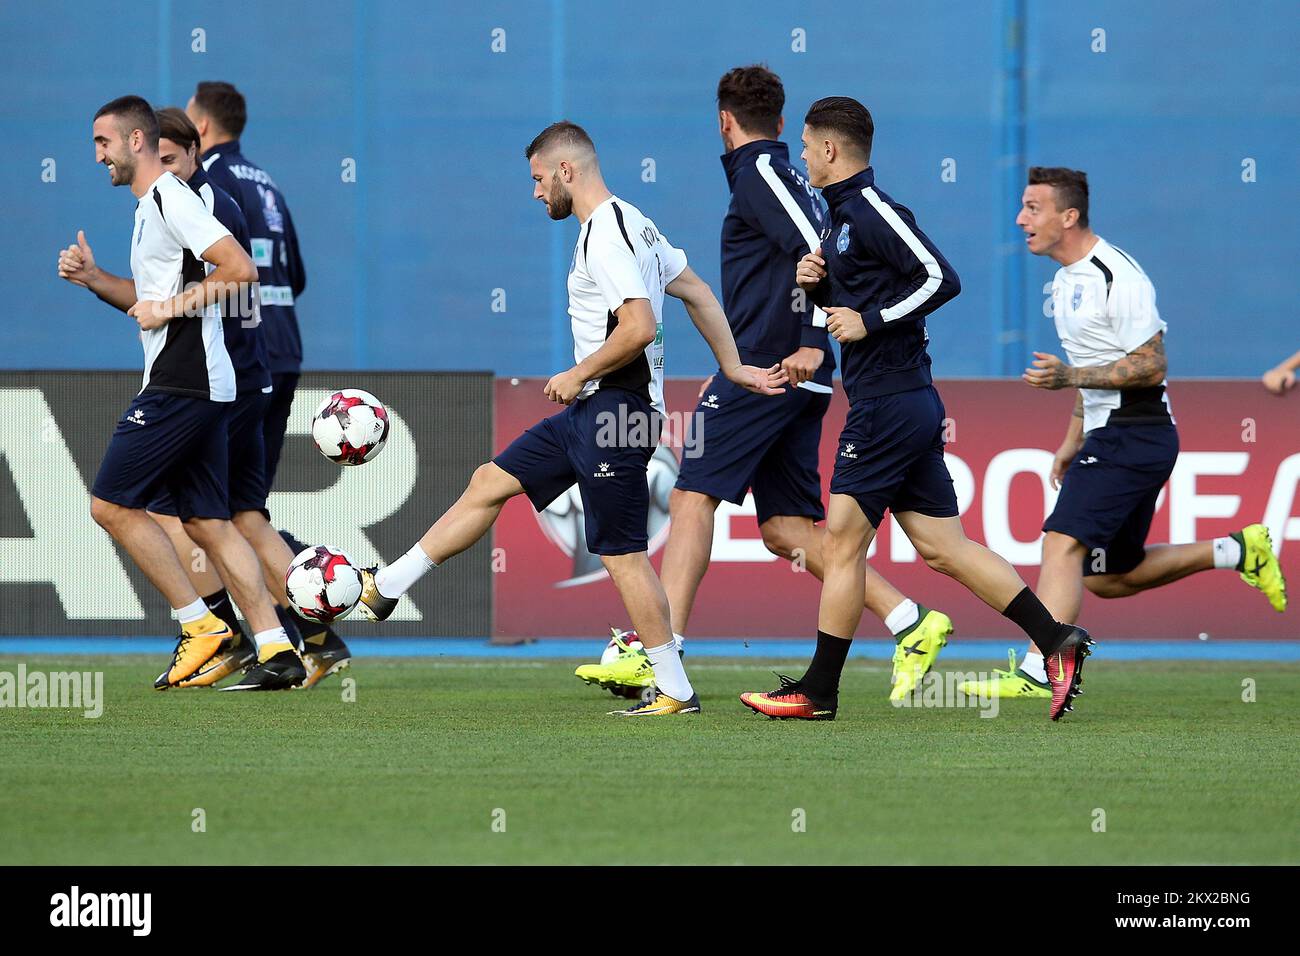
[
  {"left": 252, "top": 627, "right": 293, "bottom": 655},
  {"left": 672, "top": 632, "right": 685, "bottom": 652},
  {"left": 1020, "top": 649, "right": 1047, "bottom": 683},
  {"left": 375, "top": 544, "right": 437, "bottom": 598},
  {"left": 884, "top": 599, "right": 920, "bottom": 636},
  {"left": 646, "top": 640, "right": 694, "bottom": 700},
  {"left": 174, "top": 598, "right": 209, "bottom": 625},
  {"left": 1213, "top": 536, "right": 1242, "bottom": 570}
]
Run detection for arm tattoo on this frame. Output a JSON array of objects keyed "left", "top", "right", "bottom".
[{"left": 1072, "top": 333, "right": 1166, "bottom": 389}]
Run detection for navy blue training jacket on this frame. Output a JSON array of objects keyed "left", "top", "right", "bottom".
[
  {"left": 813, "top": 167, "right": 960, "bottom": 401},
  {"left": 201, "top": 140, "right": 306, "bottom": 375},
  {"left": 186, "top": 166, "right": 271, "bottom": 395},
  {"left": 720, "top": 140, "right": 835, "bottom": 386}
]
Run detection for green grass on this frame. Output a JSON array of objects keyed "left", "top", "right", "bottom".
[{"left": 1, "top": 655, "right": 1297, "bottom": 865}]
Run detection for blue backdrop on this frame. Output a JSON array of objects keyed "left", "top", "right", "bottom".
[{"left": 3, "top": 0, "right": 1296, "bottom": 379}]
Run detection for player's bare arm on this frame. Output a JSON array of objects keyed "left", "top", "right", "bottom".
[
  {"left": 544, "top": 296, "right": 656, "bottom": 405},
  {"left": 1022, "top": 331, "right": 1166, "bottom": 390},
  {"left": 57, "top": 230, "right": 137, "bottom": 312},
  {"left": 666, "top": 266, "right": 787, "bottom": 396},
  {"left": 1262, "top": 348, "right": 1300, "bottom": 394},
  {"left": 128, "top": 235, "right": 257, "bottom": 331},
  {"left": 1050, "top": 392, "right": 1086, "bottom": 489}
]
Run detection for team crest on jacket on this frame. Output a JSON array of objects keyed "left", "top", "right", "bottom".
[
  {"left": 836, "top": 223, "right": 852, "bottom": 253},
  {"left": 1072, "top": 283, "right": 1084, "bottom": 310}
]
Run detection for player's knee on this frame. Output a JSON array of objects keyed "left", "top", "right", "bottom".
[
  {"left": 231, "top": 509, "right": 263, "bottom": 537},
  {"left": 1084, "top": 575, "right": 1130, "bottom": 599},
  {"left": 89, "top": 496, "right": 123, "bottom": 531},
  {"left": 182, "top": 516, "right": 224, "bottom": 547},
  {"left": 759, "top": 517, "right": 801, "bottom": 560},
  {"left": 669, "top": 487, "right": 717, "bottom": 521},
  {"left": 468, "top": 462, "right": 513, "bottom": 505},
  {"left": 920, "top": 548, "right": 956, "bottom": 577},
  {"left": 1042, "top": 531, "right": 1085, "bottom": 564}
]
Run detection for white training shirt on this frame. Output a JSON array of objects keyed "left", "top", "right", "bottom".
[
  {"left": 1051, "top": 236, "right": 1172, "bottom": 433},
  {"left": 130, "top": 171, "right": 236, "bottom": 402},
  {"left": 568, "top": 195, "right": 686, "bottom": 415}
]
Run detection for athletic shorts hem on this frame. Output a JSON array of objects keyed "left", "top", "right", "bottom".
[
  {"left": 671, "top": 477, "right": 739, "bottom": 507},
  {"left": 586, "top": 542, "right": 648, "bottom": 557},
  {"left": 492, "top": 457, "right": 560, "bottom": 514}
]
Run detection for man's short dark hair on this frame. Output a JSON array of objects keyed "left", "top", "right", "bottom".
[
  {"left": 194, "top": 81, "right": 247, "bottom": 138},
  {"left": 804, "top": 96, "right": 874, "bottom": 162},
  {"left": 716, "top": 64, "right": 784, "bottom": 139},
  {"left": 94, "top": 95, "right": 159, "bottom": 150},
  {"left": 524, "top": 120, "right": 595, "bottom": 160},
  {"left": 1028, "top": 166, "right": 1089, "bottom": 228},
  {"left": 155, "top": 107, "right": 200, "bottom": 154}
]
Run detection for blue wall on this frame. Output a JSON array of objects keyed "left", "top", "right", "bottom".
[{"left": 3, "top": 0, "right": 1296, "bottom": 378}]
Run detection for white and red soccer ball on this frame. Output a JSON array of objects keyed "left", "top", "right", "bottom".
[
  {"left": 286, "top": 546, "right": 364, "bottom": 623},
  {"left": 311, "top": 388, "right": 390, "bottom": 465},
  {"left": 601, "top": 628, "right": 643, "bottom": 665}
]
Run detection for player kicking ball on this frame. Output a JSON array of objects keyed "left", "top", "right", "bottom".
[
  {"left": 959, "top": 167, "right": 1286, "bottom": 700},
  {"left": 739, "top": 98, "right": 1091, "bottom": 722},
  {"left": 351, "top": 121, "right": 785, "bottom": 715},
  {"left": 576, "top": 65, "right": 954, "bottom": 704}
]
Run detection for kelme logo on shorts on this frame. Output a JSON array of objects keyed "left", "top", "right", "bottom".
[
  {"left": 593, "top": 462, "right": 615, "bottom": 478},
  {"left": 840, "top": 442, "right": 858, "bottom": 459}
]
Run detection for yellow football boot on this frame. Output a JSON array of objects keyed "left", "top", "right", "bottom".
[
  {"left": 1236, "top": 524, "right": 1287, "bottom": 612},
  {"left": 153, "top": 612, "right": 233, "bottom": 688},
  {"left": 889, "top": 607, "right": 953, "bottom": 700}
]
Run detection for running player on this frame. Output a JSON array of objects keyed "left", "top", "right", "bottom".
[
  {"left": 739, "top": 98, "right": 1090, "bottom": 721},
  {"left": 352, "top": 121, "right": 786, "bottom": 716},
  {"left": 960, "top": 167, "right": 1286, "bottom": 699},
  {"left": 60, "top": 108, "right": 345, "bottom": 689},
  {"left": 186, "top": 81, "right": 305, "bottom": 487},
  {"left": 186, "top": 83, "right": 351, "bottom": 680},
  {"left": 76, "top": 95, "right": 298, "bottom": 688},
  {"left": 576, "top": 66, "right": 952, "bottom": 701}
]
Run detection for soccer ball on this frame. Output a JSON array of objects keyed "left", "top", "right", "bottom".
[
  {"left": 286, "top": 546, "right": 364, "bottom": 623},
  {"left": 311, "top": 388, "right": 390, "bottom": 465},
  {"left": 601, "top": 628, "right": 643, "bottom": 665}
]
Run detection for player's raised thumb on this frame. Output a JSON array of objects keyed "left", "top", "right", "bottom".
[{"left": 77, "top": 230, "right": 90, "bottom": 252}]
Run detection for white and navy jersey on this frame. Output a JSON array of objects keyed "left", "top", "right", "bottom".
[
  {"left": 568, "top": 196, "right": 686, "bottom": 415},
  {"left": 1051, "top": 236, "right": 1172, "bottom": 432},
  {"left": 130, "top": 171, "right": 236, "bottom": 402}
]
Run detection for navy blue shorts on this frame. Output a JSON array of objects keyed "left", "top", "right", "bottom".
[
  {"left": 1043, "top": 423, "right": 1179, "bottom": 576},
  {"left": 828, "top": 385, "right": 959, "bottom": 528},
  {"left": 148, "top": 390, "right": 271, "bottom": 517},
  {"left": 494, "top": 388, "right": 660, "bottom": 556},
  {"left": 675, "top": 375, "right": 830, "bottom": 525},
  {"left": 92, "top": 391, "right": 232, "bottom": 521}
]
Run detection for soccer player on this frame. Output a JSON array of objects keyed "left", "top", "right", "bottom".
[
  {"left": 186, "top": 82, "right": 306, "bottom": 489},
  {"left": 73, "top": 95, "right": 299, "bottom": 688},
  {"left": 576, "top": 66, "right": 953, "bottom": 701},
  {"left": 1262, "top": 350, "right": 1300, "bottom": 395},
  {"left": 187, "top": 83, "right": 352, "bottom": 681},
  {"left": 60, "top": 108, "right": 347, "bottom": 689},
  {"left": 353, "top": 121, "right": 786, "bottom": 716},
  {"left": 959, "top": 167, "right": 1286, "bottom": 699},
  {"left": 739, "top": 98, "right": 1090, "bottom": 721}
]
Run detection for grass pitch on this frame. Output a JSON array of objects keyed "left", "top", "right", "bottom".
[{"left": 1, "top": 654, "right": 1296, "bottom": 865}]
